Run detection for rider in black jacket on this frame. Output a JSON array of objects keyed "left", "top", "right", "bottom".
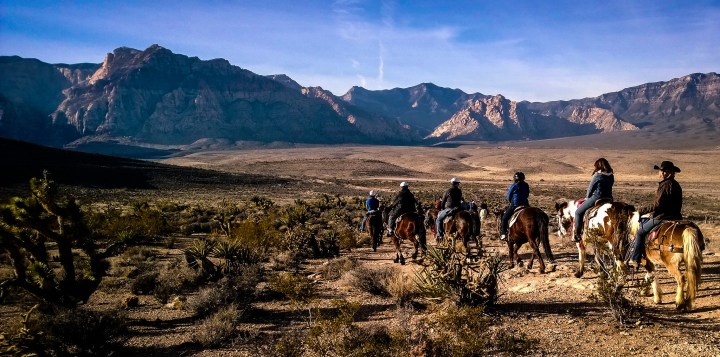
[{"left": 387, "top": 182, "right": 417, "bottom": 236}]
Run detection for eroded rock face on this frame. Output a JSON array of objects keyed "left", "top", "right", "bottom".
[{"left": 0, "top": 44, "right": 717, "bottom": 148}]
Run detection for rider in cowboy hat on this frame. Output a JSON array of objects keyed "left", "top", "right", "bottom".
[
  {"left": 359, "top": 190, "right": 380, "bottom": 232},
  {"left": 387, "top": 182, "right": 417, "bottom": 236},
  {"left": 629, "top": 160, "right": 683, "bottom": 268},
  {"left": 436, "top": 177, "right": 463, "bottom": 240}
]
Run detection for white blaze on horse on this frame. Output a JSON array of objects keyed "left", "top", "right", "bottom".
[
  {"left": 629, "top": 212, "right": 705, "bottom": 311},
  {"left": 555, "top": 199, "right": 635, "bottom": 278}
]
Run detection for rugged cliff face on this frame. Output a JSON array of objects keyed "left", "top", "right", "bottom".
[
  {"left": 427, "top": 95, "right": 638, "bottom": 141},
  {"left": 51, "top": 45, "right": 367, "bottom": 144},
  {"left": 0, "top": 45, "right": 717, "bottom": 150}
]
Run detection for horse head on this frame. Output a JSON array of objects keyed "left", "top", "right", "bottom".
[{"left": 554, "top": 200, "right": 574, "bottom": 239}]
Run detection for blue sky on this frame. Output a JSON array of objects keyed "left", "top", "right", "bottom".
[{"left": 1, "top": 0, "right": 718, "bottom": 101}]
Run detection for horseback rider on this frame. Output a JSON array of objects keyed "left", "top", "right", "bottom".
[
  {"left": 500, "top": 172, "right": 530, "bottom": 241},
  {"left": 387, "top": 182, "right": 417, "bottom": 236},
  {"left": 435, "top": 177, "right": 463, "bottom": 240},
  {"left": 573, "top": 158, "right": 614, "bottom": 242},
  {"left": 629, "top": 161, "right": 683, "bottom": 268},
  {"left": 359, "top": 190, "right": 380, "bottom": 232}
]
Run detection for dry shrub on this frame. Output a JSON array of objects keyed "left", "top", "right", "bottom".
[
  {"left": 318, "top": 256, "right": 359, "bottom": 280},
  {"left": 153, "top": 260, "right": 203, "bottom": 303},
  {"left": 385, "top": 270, "right": 417, "bottom": 306},
  {"left": 187, "top": 264, "right": 262, "bottom": 317},
  {"left": 117, "top": 246, "right": 157, "bottom": 267},
  {"left": 192, "top": 304, "right": 241, "bottom": 347},
  {"left": 22, "top": 305, "right": 127, "bottom": 356},
  {"left": 348, "top": 265, "right": 394, "bottom": 296},
  {"left": 130, "top": 271, "right": 159, "bottom": 295},
  {"left": 268, "top": 272, "right": 316, "bottom": 304},
  {"left": 269, "top": 250, "right": 303, "bottom": 272},
  {"left": 274, "top": 331, "right": 305, "bottom": 357}
]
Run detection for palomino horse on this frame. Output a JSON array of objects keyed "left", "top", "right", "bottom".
[
  {"left": 629, "top": 214, "right": 704, "bottom": 311},
  {"left": 495, "top": 207, "right": 554, "bottom": 273},
  {"left": 555, "top": 199, "right": 635, "bottom": 278},
  {"left": 363, "top": 210, "right": 384, "bottom": 252}
]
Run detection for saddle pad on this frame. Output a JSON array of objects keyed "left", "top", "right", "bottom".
[{"left": 508, "top": 206, "right": 528, "bottom": 228}]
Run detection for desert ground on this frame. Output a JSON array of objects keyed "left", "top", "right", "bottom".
[{"left": 2, "top": 141, "right": 719, "bottom": 356}]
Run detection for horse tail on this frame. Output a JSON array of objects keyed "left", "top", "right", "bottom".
[
  {"left": 537, "top": 211, "right": 554, "bottom": 261},
  {"left": 683, "top": 225, "right": 703, "bottom": 302}
]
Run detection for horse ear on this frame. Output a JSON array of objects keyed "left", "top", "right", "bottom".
[{"left": 554, "top": 202, "right": 561, "bottom": 210}]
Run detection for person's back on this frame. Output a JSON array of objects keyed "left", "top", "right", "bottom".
[
  {"left": 436, "top": 178, "right": 463, "bottom": 239},
  {"left": 500, "top": 172, "right": 529, "bottom": 240},
  {"left": 573, "top": 158, "right": 614, "bottom": 241},
  {"left": 442, "top": 185, "right": 463, "bottom": 209}
]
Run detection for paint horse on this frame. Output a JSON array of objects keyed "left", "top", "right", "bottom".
[{"left": 556, "top": 199, "right": 636, "bottom": 278}]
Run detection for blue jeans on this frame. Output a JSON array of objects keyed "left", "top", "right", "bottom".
[
  {"left": 574, "top": 197, "right": 599, "bottom": 238},
  {"left": 631, "top": 217, "right": 662, "bottom": 263},
  {"left": 501, "top": 205, "right": 515, "bottom": 235},
  {"left": 436, "top": 208, "right": 453, "bottom": 238}
]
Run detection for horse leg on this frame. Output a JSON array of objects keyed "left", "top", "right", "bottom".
[
  {"left": 575, "top": 241, "right": 586, "bottom": 278},
  {"left": 663, "top": 254, "right": 687, "bottom": 311},
  {"left": 644, "top": 260, "right": 662, "bottom": 303},
  {"left": 411, "top": 238, "right": 419, "bottom": 260},
  {"left": 393, "top": 237, "right": 402, "bottom": 264},
  {"left": 531, "top": 238, "right": 546, "bottom": 273},
  {"left": 506, "top": 241, "right": 515, "bottom": 268}
]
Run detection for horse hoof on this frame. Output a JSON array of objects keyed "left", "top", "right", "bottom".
[
  {"left": 400, "top": 260, "right": 406, "bottom": 265},
  {"left": 574, "top": 270, "right": 584, "bottom": 278},
  {"left": 394, "top": 258, "right": 399, "bottom": 263}
]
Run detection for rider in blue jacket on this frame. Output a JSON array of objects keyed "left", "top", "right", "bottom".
[
  {"left": 500, "top": 172, "right": 530, "bottom": 241},
  {"left": 359, "top": 190, "right": 380, "bottom": 232},
  {"left": 573, "top": 158, "right": 614, "bottom": 242}
]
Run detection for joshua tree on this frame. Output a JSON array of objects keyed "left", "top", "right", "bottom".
[{"left": 0, "top": 171, "right": 106, "bottom": 306}]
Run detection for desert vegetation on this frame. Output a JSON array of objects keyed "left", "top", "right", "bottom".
[{"left": 1, "top": 145, "right": 719, "bottom": 356}]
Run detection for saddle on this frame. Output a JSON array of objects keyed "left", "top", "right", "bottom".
[
  {"left": 441, "top": 207, "right": 462, "bottom": 225},
  {"left": 581, "top": 198, "right": 614, "bottom": 224},
  {"left": 508, "top": 205, "right": 529, "bottom": 228},
  {"left": 646, "top": 220, "right": 704, "bottom": 252}
]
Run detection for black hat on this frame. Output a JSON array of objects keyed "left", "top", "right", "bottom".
[{"left": 653, "top": 161, "right": 681, "bottom": 173}]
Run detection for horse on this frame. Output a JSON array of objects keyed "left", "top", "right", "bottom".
[
  {"left": 386, "top": 211, "right": 425, "bottom": 265},
  {"left": 555, "top": 199, "right": 636, "bottom": 278},
  {"left": 629, "top": 214, "right": 704, "bottom": 311},
  {"left": 442, "top": 209, "right": 480, "bottom": 258},
  {"left": 363, "top": 210, "right": 384, "bottom": 252},
  {"left": 494, "top": 207, "right": 554, "bottom": 273}
]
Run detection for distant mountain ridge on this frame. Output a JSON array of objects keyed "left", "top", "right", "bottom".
[{"left": 0, "top": 45, "right": 717, "bottom": 152}]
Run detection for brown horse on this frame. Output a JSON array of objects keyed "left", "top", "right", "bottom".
[
  {"left": 363, "top": 210, "right": 384, "bottom": 252},
  {"left": 495, "top": 207, "right": 554, "bottom": 273},
  {"left": 443, "top": 209, "right": 481, "bottom": 258},
  {"left": 387, "top": 212, "right": 425, "bottom": 265},
  {"left": 556, "top": 200, "right": 636, "bottom": 278},
  {"left": 629, "top": 214, "right": 704, "bottom": 311}
]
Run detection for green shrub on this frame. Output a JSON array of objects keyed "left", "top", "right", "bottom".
[
  {"left": 131, "top": 271, "right": 159, "bottom": 295},
  {"left": 268, "top": 272, "right": 316, "bottom": 304}
]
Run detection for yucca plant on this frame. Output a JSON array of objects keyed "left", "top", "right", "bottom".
[
  {"left": 184, "top": 239, "right": 218, "bottom": 279},
  {"left": 212, "top": 239, "right": 260, "bottom": 272}
]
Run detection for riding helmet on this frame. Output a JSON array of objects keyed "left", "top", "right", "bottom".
[
  {"left": 400, "top": 182, "right": 409, "bottom": 187},
  {"left": 450, "top": 177, "right": 460, "bottom": 184},
  {"left": 369, "top": 190, "right": 376, "bottom": 196},
  {"left": 513, "top": 172, "right": 525, "bottom": 182}
]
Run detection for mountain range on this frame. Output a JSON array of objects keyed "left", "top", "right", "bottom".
[{"left": 1, "top": 45, "right": 718, "bottom": 153}]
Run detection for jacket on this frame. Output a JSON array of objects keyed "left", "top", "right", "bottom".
[
  {"left": 586, "top": 172, "right": 614, "bottom": 200},
  {"left": 641, "top": 178, "right": 682, "bottom": 220},
  {"left": 390, "top": 187, "right": 417, "bottom": 214},
  {"left": 442, "top": 186, "right": 463, "bottom": 209},
  {"left": 506, "top": 181, "right": 530, "bottom": 207},
  {"left": 365, "top": 197, "right": 379, "bottom": 212}
]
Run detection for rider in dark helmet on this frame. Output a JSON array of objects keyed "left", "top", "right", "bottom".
[
  {"left": 387, "top": 182, "right": 417, "bottom": 236},
  {"left": 500, "top": 172, "right": 530, "bottom": 241}
]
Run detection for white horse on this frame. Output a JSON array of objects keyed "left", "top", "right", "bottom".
[{"left": 555, "top": 199, "right": 635, "bottom": 278}]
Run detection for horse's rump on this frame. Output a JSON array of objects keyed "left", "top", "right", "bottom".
[{"left": 647, "top": 220, "right": 704, "bottom": 253}]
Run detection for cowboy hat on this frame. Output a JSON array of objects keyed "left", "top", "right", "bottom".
[{"left": 653, "top": 161, "right": 681, "bottom": 173}]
